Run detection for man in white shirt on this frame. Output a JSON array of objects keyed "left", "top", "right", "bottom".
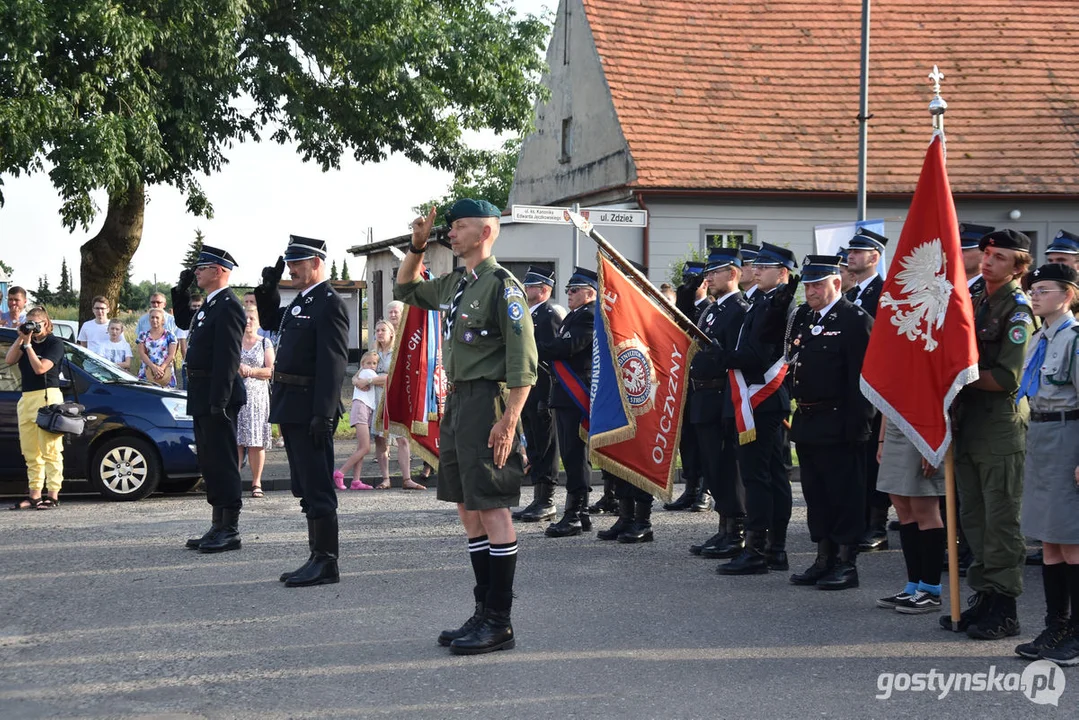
[
  {"left": 0, "top": 286, "right": 28, "bottom": 328},
  {"left": 136, "top": 293, "right": 178, "bottom": 337},
  {"left": 77, "top": 295, "right": 112, "bottom": 354}
]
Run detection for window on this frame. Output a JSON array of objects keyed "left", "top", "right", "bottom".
[
  {"left": 704, "top": 228, "right": 754, "bottom": 251},
  {"left": 372, "top": 270, "right": 384, "bottom": 325},
  {"left": 560, "top": 117, "right": 573, "bottom": 163},
  {"left": 563, "top": 3, "right": 570, "bottom": 65}
]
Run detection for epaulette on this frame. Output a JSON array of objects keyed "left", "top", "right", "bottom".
[{"left": 493, "top": 267, "right": 512, "bottom": 282}]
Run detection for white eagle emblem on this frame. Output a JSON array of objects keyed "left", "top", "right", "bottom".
[{"left": 878, "top": 238, "right": 954, "bottom": 352}]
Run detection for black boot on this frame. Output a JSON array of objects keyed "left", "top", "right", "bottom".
[
  {"left": 588, "top": 478, "right": 618, "bottom": 515},
  {"left": 285, "top": 514, "right": 340, "bottom": 587},
  {"left": 438, "top": 602, "right": 486, "bottom": 647},
  {"left": 790, "top": 540, "right": 836, "bottom": 585},
  {"left": 690, "top": 516, "right": 727, "bottom": 556},
  {"left": 858, "top": 506, "right": 889, "bottom": 552},
  {"left": 689, "top": 485, "right": 713, "bottom": 513},
  {"left": 966, "top": 593, "right": 1020, "bottom": 640},
  {"left": 449, "top": 608, "right": 515, "bottom": 655},
  {"left": 663, "top": 476, "right": 700, "bottom": 511},
  {"left": 598, "top": 498, "right": 634, "bottom": 541},
  {"left": 514, "top": 482, "right": 557, "bottom": 522},
  {"left": 280, "top": 516, "right": 316, "bottom": 582},
  {"left": 716, "top": 530, "right": 769, "bottom": 575},
  {"left": 816, "top": 544, "right": 859, "bottom": 590},
  {"left": 701, "top": 518, "right": 745, "bottom": 559},
  {"left": 545, "top": 493, "right": 587, "bottom": 538},
  {"left": 940, "top": 590, "right": 991, "bottom": 632},
  {"left": 198, "top": 507, "right": 241, "bottom": 553},
  {"left": 186, "top": 507, "right": 223, "bottom": 549},
  {"left": 618, "top": 500, "right": 654, "bottom": 543},
  {"left": 766, "top": 525, "right": 788, "bottom": 571}
]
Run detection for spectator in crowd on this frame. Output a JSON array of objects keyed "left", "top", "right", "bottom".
[
  {"left": 137, "top": 308, "right": 178, "bottom": 387},
  {"left": 6, "top": 307, "right": 65, "bottom": 509},
  {"left": 77, "top": 295, "right": 112, "bottom": 354},
  {"left": 0, "top": 286, "right": 29, "bottom": 328},
  {"left": 244, "top": 291, "right": 280, "bottom": 345},
  {"left": 236, "top": 306, "right": 275, "bottom": 498},
  {"left": 660, "top": 283, "right": 677, "bottom": 304},
  {"left": 367, "top": 318, "right": 425, "bottom": 490},
  {"left": 136, "top": 293, "right": 178, "bottom": 337},
  {"left": 177, "top": 292, "right": 203, "bottom": 390},
  {"left": 98, "top": 319, "right": 133, "bottom": 370},
  {"left": 386, "top": 300, "right": 404, "bottom": 328},
  {"left": 336, "top": 350, "right": 380, "bottom": 490}
]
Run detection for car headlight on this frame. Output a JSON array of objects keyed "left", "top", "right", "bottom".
[{"left": 161, "top": 397, "right": 192, "bottom": 422}]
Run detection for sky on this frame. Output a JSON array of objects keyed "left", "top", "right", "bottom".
[{"left": 0, "top": 0, "right": 553, "bottom": 291}]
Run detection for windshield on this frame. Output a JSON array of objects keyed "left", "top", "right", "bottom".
[{"left": 64, "top": 343, "right": 144, "bottom": 384}]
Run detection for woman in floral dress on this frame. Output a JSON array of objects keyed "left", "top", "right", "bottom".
[
  {"left": 236, "top": 307, "right": 275, "bottom": 497},
  {"left": 137, "top": 308, "right": 178, "bottom": 388}
]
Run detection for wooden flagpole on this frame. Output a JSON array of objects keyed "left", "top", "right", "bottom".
[{"left": 944, "top": 445, "right": 961, "bottom": 630}]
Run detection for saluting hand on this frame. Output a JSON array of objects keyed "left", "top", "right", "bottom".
[
  {"left": 411, "top": 206, "right": 437, "bottom": 250},
  {"left": 178, "top": 268, "right": 195, "bottom": 290},
  {"left": 261, "top": 256, "right": 285, "bottom": 289},
  {"left": 488, "top": 416, "right": 515, "bottom": 469}
]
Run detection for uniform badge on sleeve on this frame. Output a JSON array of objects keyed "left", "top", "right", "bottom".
[
  {"left": 463, "top": 330, "right": 476, "bottom": 343},
  {"left": 504, "top": 286, "right": 524, "bottom": 300},
  {"left": 508, "top": 302, "right": 524, "bottom": 321},
  {"left": 1009, "top": 312, "right": 1032, "bottom": 325},
  {"left": 1009, "top": 325, "right": 1029, "bottom": 344}
]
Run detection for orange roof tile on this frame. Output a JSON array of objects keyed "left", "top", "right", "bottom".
[{"left": 581, "top": 0, "right": 1079, "bottom": 195}]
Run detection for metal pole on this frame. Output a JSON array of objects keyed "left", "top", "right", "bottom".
[
  {"left": 855, "top": 0, "right": 870, "bottom": 222},
  {"left": 571, "top": 202, "right": 580, "bottom": 268}
]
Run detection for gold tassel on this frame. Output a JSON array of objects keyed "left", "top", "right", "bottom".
[{"left": 738, "top": 428, "right": 757, "bottom": 445}]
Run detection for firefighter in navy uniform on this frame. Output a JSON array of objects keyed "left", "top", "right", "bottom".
[
  {"left": 513, "top": 266, "right": 566, "bottom": 523},
  {"left": 539, "top": 267, "right": 597, "bottom": 538},
  {"left": 686, "top": 248, "right": 751, "bottom": 560},
  {"left": 254, "top": 236, "right": 349, "bottom": 587},
  {"left": 174, "top": 246, "right": 247, "bottom": 553},
  {"left": 739, "top": 244, "right": 761, "bottom": 299},
  {"left": 786, "top": 256, "right": 875, "bottom": 590}
]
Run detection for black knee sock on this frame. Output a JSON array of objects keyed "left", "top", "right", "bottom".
[
  {"left": 468, "top": 535, "right": 490, "bottom": 604},
  {"left": 1068, "top": 563, "right": 1079, "bottom": 625},
  {"left": 918, "top": 527, "right": 946, "bottom": 589},
  {"left": 898, "top": 523, "right": 920, "bottom": 584},
  {"left": 487, "top": 541, "right": 519, "bottom": 612},
  {"left": 1042, "top": 562, "right": 1070, "bottom": 622}
]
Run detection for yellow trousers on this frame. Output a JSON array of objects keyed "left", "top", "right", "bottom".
[{"left": 17, "top": 388, "right": 65, "bottom": 494}]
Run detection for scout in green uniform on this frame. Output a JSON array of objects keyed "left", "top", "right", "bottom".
[
  {"left": 395, "top": 199, "right": 538, "bottom": 656},
  {"left": 944, "top": 229, "right": 1034, "bottom": 640}
]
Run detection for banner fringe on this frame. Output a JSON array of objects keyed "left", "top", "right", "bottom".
[
  {"left": 738, "top": 428, "right": 757, "bottom": 445},
  {"left": 589, "top": 451, "right": 674, "bottom": 502}
]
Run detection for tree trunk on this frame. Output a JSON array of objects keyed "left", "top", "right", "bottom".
[{"left": 79, "top": 184, "right": 145, "bottom": 325}]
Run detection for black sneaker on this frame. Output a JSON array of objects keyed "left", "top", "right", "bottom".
[
  {"left": 1015, "top": 619, "right": 1071, "bottom": 660},
  {"left": 966, "top": 594, "right": 1020, "bottom": 640},
  {"left": 894, "top": 591, "right": 942, "bottom": 615},
  {"left": 1040, "top": 628, "right": 1079, "bottom": 667},
  {"left": 876, "top": 590, "right": 914, "bottom": 609}
]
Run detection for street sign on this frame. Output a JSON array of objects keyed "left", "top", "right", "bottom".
[{"left": 511, "top": 204, "right": 647, "bottom": 227}]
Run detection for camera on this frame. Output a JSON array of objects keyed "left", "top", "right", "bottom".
[{"left": 18, "top": 321, "right": 42, "bottom": 335}]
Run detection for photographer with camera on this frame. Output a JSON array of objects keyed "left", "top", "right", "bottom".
[{"left": 5, "top": 307, "right": 65, "bottom": 510}]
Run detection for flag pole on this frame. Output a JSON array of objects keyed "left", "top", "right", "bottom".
[
  {"left": 927, "top": 64, "right": 961, "bottom": 630},
  {"left": 566, "top": 210, "right": 710, "bottom": 344}
]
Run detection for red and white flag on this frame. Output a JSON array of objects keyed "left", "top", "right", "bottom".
[{"left": 859, "top": 134, "right": 979, "bottom": 466}]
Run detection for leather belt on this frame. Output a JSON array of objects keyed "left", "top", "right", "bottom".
[
  {"left": 691, "top": 379, "right": 724, "bottom": 390},
  {"left": 1030, "top": 409, "right": 1079, "bottom": 423},
  {"left": 273, "top": 371, "right": 314, "bottom": 387},
  {"left": 795, "top": 400, "right": 838, "bottom": 412}
]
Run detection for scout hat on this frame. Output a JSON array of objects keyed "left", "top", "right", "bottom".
[
  {"left": 284, "top": 235, "right": 328, "bottom": 262},
  {"left": 849, "top": 228, "right": 889, "bottom": 254},
  {"left": 1028, "top": 263, "right": 1079, "bottom": 289},
  {"left": 740, "top": 243, "right": 761, "bottom": 265},
  {"left": 958, "top": 223, "right": 995, "bottom": 251},
  {"left": 566, "top": 266, "right": 599, "bottom": 291},
  {"left": 444, "top": 198, "right": 502, "bottom": 225},
  {"left": 836, "top": 247, "right": 850, "bottom": 267},
  {"left": 1047, "top": 230, "right": 1079, "bottom": 255},
  {"left": 801, "top": 255, "right": 843, "bottom": 283},
  {"left": 195, "top": 245, "right": 238, "bottom": 270},
  {"left": 704, "top": 248, "right": 743, "bottom": 273},
  {"left": 979, "top": 229, "right": 1031, "bottom": 252},
  {"left": 682, "top": 261, "right": 706, "bottom": 283},
  {"left": 523, "top": 266, "right": 556, "bottom": 288},
  {"left": 753, "top": 242, "right": 797, "bottom": 270}
]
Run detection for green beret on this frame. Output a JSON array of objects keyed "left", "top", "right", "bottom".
[{"left": 445, "top": 198, "right": 502, "bottom": 224}]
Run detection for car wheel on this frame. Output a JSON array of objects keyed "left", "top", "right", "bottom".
[
  {"left": 160, "top": 478, "right": 201, "bottom": 494},
  {"left": 90, "top": 436, "right": 162, "bottom": 501}
]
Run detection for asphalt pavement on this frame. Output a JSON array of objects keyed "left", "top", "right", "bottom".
[{"left": 0, "top": 467, "right": 1071, "bottom": 719}]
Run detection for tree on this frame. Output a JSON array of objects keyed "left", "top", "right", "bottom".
[
  {"left": 330, "top": 260, "right": 339, "bottom": 281},
  {"left": 182, "top": 229, "right": 206, "bottom": 270},
  {"left": 0, "top": 259, "right": 12, "bottom": 276},
  {"left": 33, "top": 275, "right": 54, "bottom": 306},
  {"left": 56, "top": 258, "right": 78, "bottom": 306},
  {"left": 416, "top": 137, "right": 522, "bottom": 225},
  {"left": 1, "top": 2, "right": 551, "bottom": 325},
  {"left": 341, "top": 259, "right": 350, "bottom": 281},
  {"left": 118, "top": 265, "right": 141, "bottom": 312}
]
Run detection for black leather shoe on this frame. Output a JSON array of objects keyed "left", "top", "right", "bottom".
[
  {"left": 285, "top": 515, "right": 340, "bottom": 587},
  {"left": 716, "top": 531, "right": 769, "bottom": 575},
  {"left": 186, "top": 507, "right": 222, "bottom": 549},
  {"left": 940, "top": 591, "right": 990, "bottom": 632},
  {"left": 858, "top": 507, "right": 889, "bottom": 552},
  {"left": 816, "top": 545, "right": 859, "bottom": 590},
  {"left": 438, "top": 602, "right": 485, "bottom": 647},
  {"left": 587, "top": 493, "right": 618, "bottom": 515},
  {"left": 663, "top": 476, "right": 701, "bottom": 511},
  {"left": 598, "top": 498, "right": 634, "bottom": 541},
  {"left": 766, "top": 550, "right": 789, "bottom": 571},
  {"left": 690, "top": 528, "right": 725, "bottom": 556},
  {"left": 514, "top": 483, "right": 557, "bottom": 522},
  {"left": 199, "top": 508, "right": 241, "bottom": 553},
  {"left": 449, "top": 609, "right": 515, "bottom": 655},
  {"left": 280, "top": 517, "right": 316, "bottom": 582},
  {"left": 701, "top": 519, "right": 744, "bottom": 559},
  {"left": 617, "top": 500, "right": 653, "bottom": 543},
  {"left": 689, "top": 488, "right": 713, "bottom": 513},
  {"left": 790, "top": 541, "right": 836, "bottom": 585}
]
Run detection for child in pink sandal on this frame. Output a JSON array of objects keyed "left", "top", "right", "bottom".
[{"left": 338, "top": 352, "right": 379, "bottom": 490}]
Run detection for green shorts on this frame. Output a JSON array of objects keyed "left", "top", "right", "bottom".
[{"left": 438, "top": 380, "right": 525, "bottom": 511}]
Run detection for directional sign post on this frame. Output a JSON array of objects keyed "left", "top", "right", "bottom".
[{"left": 511, "top": 204, "right": 649, "bottom": 267}]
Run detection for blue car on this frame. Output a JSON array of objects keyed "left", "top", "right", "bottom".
[{"left": 0, "top": 328, "right": 200, "bottom": 501}]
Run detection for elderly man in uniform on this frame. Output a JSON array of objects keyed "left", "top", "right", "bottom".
[
  {"left": 786, "top": 256, "right": 875, "bottom": 590},
  {"left": 943, "top": 229, "right": 1034, "bottom": 639},
  {"left": 395, "top": 199, "right": 537, "bottom": 655},
  {"left": 959, "top": 223, "right": 995, "bottom": 299},
  {"left": 539, "top": 267, "right": 597, "bottom": 538},
  {"left": 687, "top": 248, "right": 751, "bottom": 560},
  {"left": 1047, "top": 230, "right": 1079, "bottom": 270},
  {"left": 173, "top": 246, "right": 247, "bottom": 553},
  {"left": 716, "top": 243, "right": 798, "bottom": 575},
  {"left": 255, "top": 236, "right": 349, "bottom": 587},
  {"left": 513, "top": 266, "right": 565, "bottom": 523}
]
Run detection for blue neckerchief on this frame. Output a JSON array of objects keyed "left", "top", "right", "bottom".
[{"left": 1018, "top": 315, "right": 1077, "bottom": 404}]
